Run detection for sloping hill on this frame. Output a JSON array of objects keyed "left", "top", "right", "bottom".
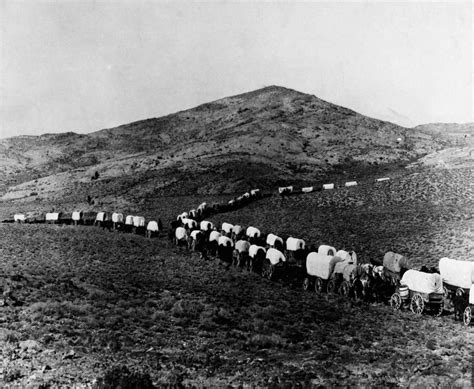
[{"left": 0, "top": 86, "right": 468, "bottom": 205}]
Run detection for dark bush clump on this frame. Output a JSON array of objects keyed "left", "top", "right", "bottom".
[{"left": 93, "top": 366, "right": 155, "bottom": 389}]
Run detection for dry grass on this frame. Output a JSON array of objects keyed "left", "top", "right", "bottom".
[{"left": 0, "top": 166, "right": 473, "bottom": 387}]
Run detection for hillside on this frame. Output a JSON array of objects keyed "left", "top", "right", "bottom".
[{"left": 0, "top": 86, "right": 470, "bottom": 206}]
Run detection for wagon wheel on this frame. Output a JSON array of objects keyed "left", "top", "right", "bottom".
[
  {"left": 302, "top": 277, "right": 311, "bottom": 291},
  {"left": 262, "top": 260, "right": 275, "bottom": 280},
  {"left": 410, "top": 293, "right": 425, "bottom": 315},
  {"left": 463, "top": 306, "right": 472, "bottom": 326},
  {"left": 327, "top": 279, "right": 336, "bottom": 294},
  {"left": 390, "top": 292, "right": 402, "bottom": 310},
  {"left": 314, "top": 278, "right": 324, "bottom": 293},
  {"left": 339, "top": 281, "right": 350, "bottom": 297}
]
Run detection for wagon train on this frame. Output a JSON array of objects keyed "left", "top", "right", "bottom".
[{"left": 5, "top": 191, "right": 473, "bottom": 327}]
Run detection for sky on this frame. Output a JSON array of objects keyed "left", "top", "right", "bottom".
[{"left": 0, "top": 1, "right": 472, "bottom": 139}]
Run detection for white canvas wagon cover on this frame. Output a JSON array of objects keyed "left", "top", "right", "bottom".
[
  {"left": 286, "top": 237, "right": 305, "bottom": 251},
  {"left": 318, "top": 245, "right": 337, "bottom": 256},
  {"left": 45, "top": 212, "right": 59, "bottom": 221},
  {"left": 200, "top": 221, "right": 214, "bottom": 231},
  {"left": 306, "top": 252, "right": 343, "bottom": 280},
  {"left": 112, "top": 213, "right": 123, "bottom": 223},
  {"left": 401, "top": 270, "right": 444, "bottom": 295},
  {"left": 190, "top": 230, "right": 202, "bottom": 240},
  {"left": 246, "top": 226, "right": 261, "bottom": 238},
  {"left": 266, "top": 233, "right": 283, "bottom": 247},
  {"left": 14, "top": 214, "right": 26, "bottom": 222},
  {"left": 175, "top": 227, "right": 187, "bottom": 240},
  {"left": 125, "top": 215, "right": 134, "bottom": 225},
  {"left": 232, "top": 225, "right": 243, "bottom": 235},
  {"left": 302, "top": 187, "right": 313, "bottom": 193},
  {"left": 235, "top": 240, "right": 251, "bottom": 253},
  {"left": 209, "top": 231, "right": 222, "bottom": 242},
  {"left": 249, "top": 245, "right": 266, "bottom": 258},
  {"left": 182, "top": 218, "right": 197, "bottom": 229},
  {"left": 470, "top": 285, "right": 474, "bottom": 305},
  {"left": 221, "top": 222, "right": 234, "bottom": 234},
  {"left": 218, "top": 236, "right": 233, "bottom": 247},
  {"left": 439, "top": 257, "right": 474, "bottom": 289},
  {"left": 72, "top": 211, "right": 82, "bottom": 221},
  {"left": 266, "top": 248, "right": 286, "bottom": 265},
  {"left": 335, "top": 250, "right": 357, "bottom": 265},
  {"left": 383, "top": 251, "right": 410, "bottom": 274},
  {"left": 96, "top": 212, "right": 106, "bottom": 222},
  {"left": 147, "top": 221, "right": 159, "bottom": 232},
  {"left": 133, "top": 216, "right": 145, "bottom": 227}
]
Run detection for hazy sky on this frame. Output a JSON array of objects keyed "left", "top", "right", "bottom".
[{"left": 0, "top": 1, "right": 472, "bottom": 139}]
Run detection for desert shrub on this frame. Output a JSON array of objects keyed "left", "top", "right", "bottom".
[
  {"left": 245, "top": 334, "right": 286, "bottom": 350},
  {"left": 0, "top": 329, "right": 20, "bottom": 343},
  {"left": 93, "top": 365, "right": 155, "bottom": 389},
  {"left": 170, "top": 299, "right": 204, "bottom": 319},
  {"left": 27, "top": 300, "right": 92, "bottom": 320}
]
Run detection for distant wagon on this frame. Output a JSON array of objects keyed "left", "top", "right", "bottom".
[
  {"left": 285, "top": 237, "right": 306, "bottom": 268},
  {"left": 72, "top": 211, "right": 82, "bottom": 225},
  {"left": 266, "top": 233, "right": 284, "bottom": 251},
  {"left": 221, "top": 222, "right": 234, "bottom": 235},
  {"left": 200, "top": 221, "right": 214, "bottom": 232},
  {"left": 45, "top": 212, "right": 60, "bottom": 224},
  {"left": 248, "top": 244, "right": 266, "bottom": 273},
  {"left": 132, "top": 216, "right": 146, "bottom": 234},
  {"left": 146, "top": 221, "right": 160, "bottom": 238},
  {"left": 302, "top": 187, "right": 313, "bottom": 193},
  {"left": 111, "top": 212, "right": 124, "bottom": 230},
  {"left": 323, "top": 183, "right": 334, "bottom": 190},
  {"left": 345, "top": 181, "right": 357, "bottom": 187},
  {"left": 14, "top": 214, "right": 26, "bottom": 223},
  {"left": 262, "top": 248, "right": 286, "bottom": 280},
  {"left": 278, "top": 186, "right": 293, "bottom": 195},
  {"left": 234, "top": 239, "right": 251, "bottom": 268}
]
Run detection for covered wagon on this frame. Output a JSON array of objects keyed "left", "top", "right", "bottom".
[
  {"left": 221, "top": 222, "right": 234, "bottom": 235},
  {"left": 439, "top": 257, "right": 474, "bottom": 323},
  {"left": 181, "top": 218, "right": 198, "bottom": 230},
  {"left": 14, "top": 214, "right": 26, "bottom": 223},
  {"left": 72, "top": 211, "right": 82, "bottom": 225},
  {"left": 45, "top": 212, "right": 60, "bottom": 224},
  {"left": 174, "top": 227, "right": 188, "bottom": 247},
  {"left": 217, "top": 236, "right": 234, "bottom": 263},
  {"left": 111, "top": 212, "right": 124, "bottom": 230},
  {"left": 390, "top": 269, "right": 444, "bottom": 316},
  {"left": 328, "top": 250, "right": 359, "bottom": 296},
  {"left": 266, "top": 233, "right": 284, "bottom": 250},
  {"left": 304, "top": 246, "right": 343, "bottom": 292},
  {"left": 248, "top": 244, "right": 266, "bottom": 273},
  {"left": 383, "top": 251, "right": 410, "bottom": 286},
  {"left": 285, "top": 237, "right": 306, "bottom": 268},
  {"left": 234, "top": 240, "right": 251, "bottom": 268},
  {"left": 200, "top": 220, "right": 214, "bottom": 232},
  {"left": 262, "top": 248, "right": 286, "bottom": 280},
  {"left": 146, "top": 221, "right": 159, "bottom": 238}
]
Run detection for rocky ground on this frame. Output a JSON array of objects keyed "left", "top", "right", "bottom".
[{"left": 1, "top": 166, "right": 473, "bottom": 387}]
